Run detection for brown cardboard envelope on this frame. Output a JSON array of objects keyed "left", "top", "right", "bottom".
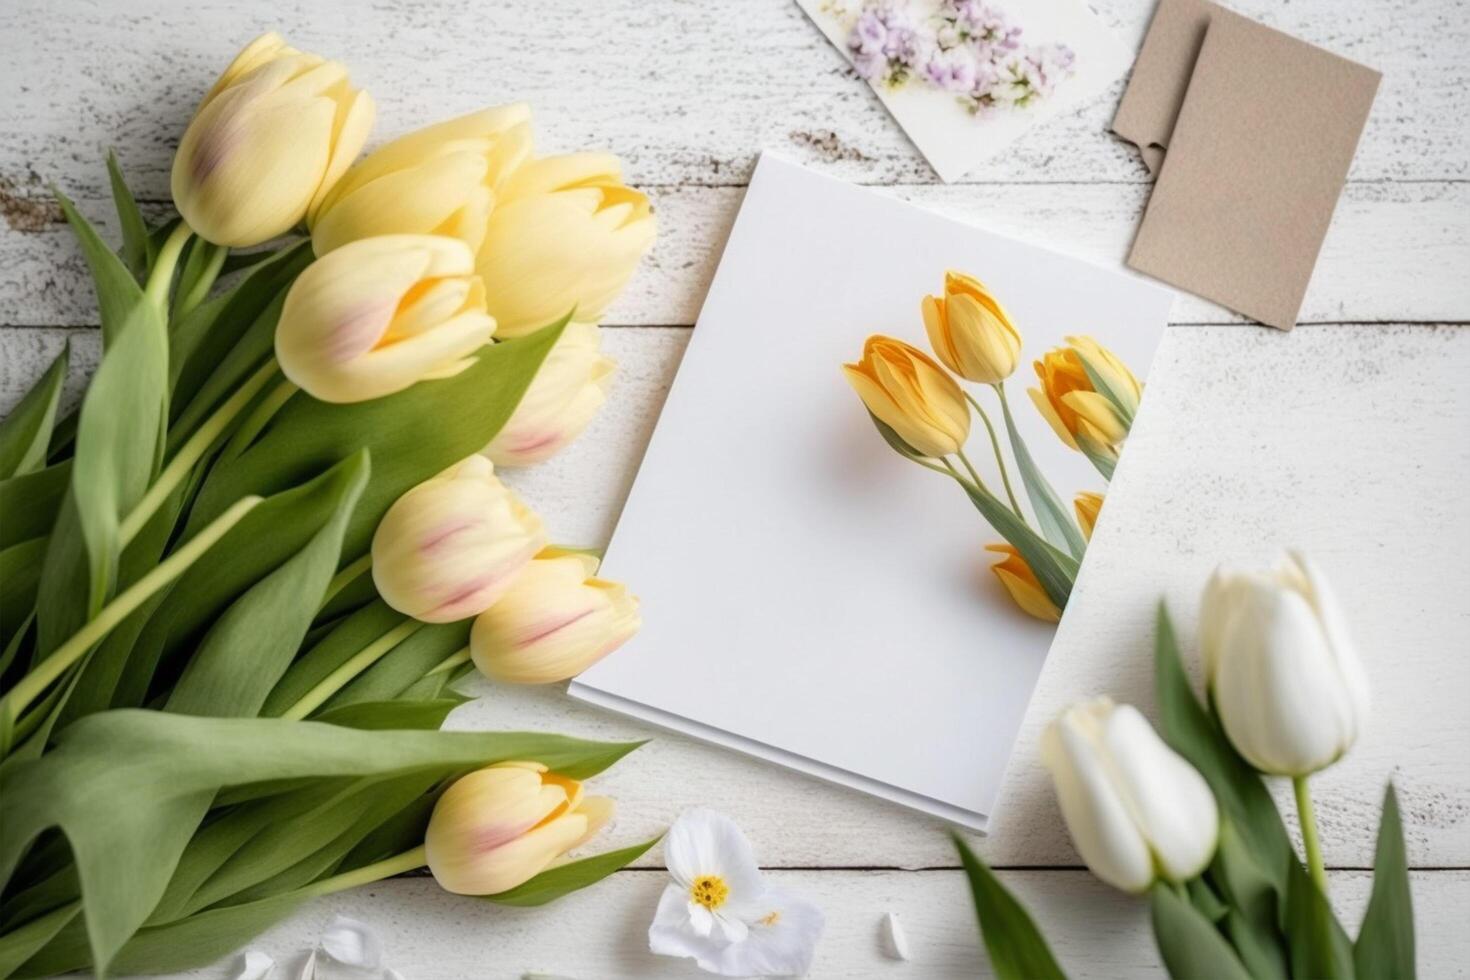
[
  {"left": 1121, "top": 3, "right": 1380, "bottom": 330},
  {"left": 1110, "top": 0, "right": 1216, "bottom": 174}
]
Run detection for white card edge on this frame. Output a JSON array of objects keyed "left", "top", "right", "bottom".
[{"left": 567, "top": 679, "right": 991, "bottom": 834}]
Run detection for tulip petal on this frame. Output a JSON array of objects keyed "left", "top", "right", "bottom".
[
  {"left": 1040, "top": 702, "right": 1155, "bottom": 893},
  {"left": 1103, "top": 705, "right": 1219, "bottom": 882},
  {"left": 311, "top": 151, "right": 491, "bottom": 254}
]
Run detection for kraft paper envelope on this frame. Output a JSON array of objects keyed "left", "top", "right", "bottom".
[
  {"left": 1109, "top": 0, "right": 1216, "bottom": 174},
  {"left": 1121, "top": 4, "right": 1380, "bottom": 329}
]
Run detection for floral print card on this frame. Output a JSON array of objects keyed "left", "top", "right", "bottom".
[{"left": 797, "top": 0, "right": 1132, "bottom": 180}]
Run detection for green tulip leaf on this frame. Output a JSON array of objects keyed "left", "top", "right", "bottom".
[
  {"left": 1075, "top": 434, "right": 1116, "bottom": 481},
  {"left": 105, "top": 152, "right": 152, "bottom": 280},
  {"left": 54, "top": 192, "right": 147, "bottom": 349},
  {"left": 1284, "top": 858, "right": 1356, "bottom": 979},
  {"left": 0, "top": 464, "right": 71, "bottom": 552},
  {"left": 165, "top": 452, "right": 368, "bottom": 717},
  {"left": 1210, "top": 819, "right": 1288, "bottom": 980},
  {"left": 262, "top": 600, "right": 407, "bottom": 717},
  {"left": 953, "top": 833, "right": 1067, "bottom": 980},
  {"left": 1354, "top": 783, "right": 1415, "bottom": 979},
  {"left": 323, "top": 619, "right": 472, "bottom": 710},
  {"left": 995, "top": 385, "right": 1087, "bottom": 560},
  {"left": 1070, "top": 346, "right": 1136, "bottom": 428},
  {"left": 312, "top": 697, "right": 469, "bottom": 732},
  {"left": 0, "top": 709, "right": 644, "bottom": 976},
  {"left": 0, "top": 901, "right": 80, "bottom": 979},
  {"left": 0, "top": 343, "right": 68, "bottom": 480},
  {"left": 1150, "top": 882, "right": 1253, "bottom": 980},
  {"left": 188, "top": 316, "right": 567, "bottom": 563},
  {"left": 486, "top": 836, "right": 663, "bottom": 908},
  {"left": 961, "top": 482, "right": 1078, "bottom": 610},
  {"left": 1154, "top": 604, "right": 1292, "bottom": 894}
]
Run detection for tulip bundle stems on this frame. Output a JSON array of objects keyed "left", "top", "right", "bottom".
[
  {"left": 1293, "top": 775, "right": 1330, "bottom": 896},
  {"left": 0, "top": 496, "right": 262, "bottom": 740},
  {"left": 175, "top": 244, "right": 228, "bottom": 318},
  {"left": 144, "top": 223, "right": 195, "bottom": 313},
  {"left": 299, "top": 845, "right": 428, "bottom": 899},
  {"left": 321, "top": 554, "right": 375, "bottom": 609},
  {"left": 220, "top": 376, "right": 299, "bottom": 460},
  {"left": 425, "top": 646, "right": 472, "bottom": 677},
  {"left": 280, "top": 619, "right": 425, "bottom": 720},
  {"left": 118, "top": 357, "right": 281, "bottom": 547},
  {"left": 963, "top": 390, "right": 1026, "bottom": 521}
]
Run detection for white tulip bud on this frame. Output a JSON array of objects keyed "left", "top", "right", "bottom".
[
  {"left": 1041, "top": 698, "right": 1219, "bottom": 893},
  {"left": 1199, "top": 551, "right": 1370, "bottom": 777}
]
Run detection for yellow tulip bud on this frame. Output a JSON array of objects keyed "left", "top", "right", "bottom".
[
  {"left": 171, "top": 33, "right": 374, "bottom": 247},
  {"left": 426, "top": 761, "right": 613, "bottom": 895},
  {"left": 986, "top": 543, "right": 1062, "bottom": 623},
  {"left": 310, "top": 104, "right": 534, "bottom": 256},
  {"left": 1074, "top": 492, "right": 1104, "bottom": 541},
  {"left": 470, "top": 549, "right": 640, "bottom": 684},
  {"left": 1027, "top": 336, "right": 1141, "bottom": 461},
  {"left": 483, "top": 323, "right": 615, "bottom": 467},
  {"left": 371, "top": 456, "right": 546, "bottom": 624},
  {"left": 477, "top": 153, "right": 656, "bottom": 336},
  {"left": 921, "top": 271, "right": 1022, "bottom": 384},
  {"left": 842, "top": 335, "right": 970, "bottom": 458},
  {"left": 275, "top": 234, "right": 495, "bottom": 403}
]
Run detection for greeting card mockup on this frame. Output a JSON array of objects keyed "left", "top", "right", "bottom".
[
  {"left": 571, "top": 154, "right": 1174, "bottom": 831},
  {"left": 796, "top": 0, "right": 1132, "bottom": 181}
]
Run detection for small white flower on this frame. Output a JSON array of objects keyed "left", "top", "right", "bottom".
[{"left": 649, "top": 809, "right": 824, "bottom": 977}]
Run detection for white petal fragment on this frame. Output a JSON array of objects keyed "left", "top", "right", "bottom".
[
  {"left": 321, "top": 914, "right": 384, "bottom": 969},
  {"left": 235, "top": 950, "right": 275, "bottom": 980},
  {"left": 880, "top": 911, "right": 910, "bottom": 961},
  {"left": 295, "top": 950, "right": 317, "bottom": 980}
]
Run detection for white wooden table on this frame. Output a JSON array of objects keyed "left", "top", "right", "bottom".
[{"left": 3, "top": 1, "right": 1468, "bottom": 976}]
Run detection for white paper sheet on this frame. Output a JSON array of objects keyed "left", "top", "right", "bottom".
[{"left": 571, "top": 154, "right": 1174, "bottom": 830}]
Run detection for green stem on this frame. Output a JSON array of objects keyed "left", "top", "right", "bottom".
[
  {"left": 299, "top": 845, "right": 427, "bottom": 898},
  {"left": 118, "top": 358, "right": 279, "bottom": 547},
  {"left": 321, "top": 554, "right": 373, "bottom": 609},
  {"left": 175, "top": 244, "right": 228, "bottom": 318},
  {"left": 0, "top": 496, "right": 261, "bottom": 725},
  {"left": 1294, "top": 775, "right": 1329, "bottom": 896},
  {"left": 964, "top": 390, "right": 1025, "bottom": 519},
  {"left": 144, "top": 223, "right": 194, "bottom": 313},
  {"left": 426, "top": 646, "right": 471, "bottom": 677},
  {"left": 281, "top": 620, "right": 424, "bottom": 720},
  {"left": 955, "top": 449, "right": 989, "bottom": 496},
  {"left": 939, "top": 457, "right": 981, "bottom": 495},
  {"left": 221, "top": 377, "right": 298, "bottom": 460}
]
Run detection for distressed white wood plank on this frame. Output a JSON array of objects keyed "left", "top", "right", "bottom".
[
  {"left": 6, "top": 324, "right": 1468, "bottom": 871},
  {"left": 2, "top": 0, "right": 1464, "bottom": 194},
  {"left": 5, "top": 181, "right": 1469, "bottom": 328},
  {"left": 152, "top": 869, "right": 1470, "bottom": 979}
]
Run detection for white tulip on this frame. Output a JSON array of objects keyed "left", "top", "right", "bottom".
[
  {"left": 1199, "top": 551, "right": 1370, "bottom": 777},
  {"left": 1040, "top": 698, "right": 1219, "bottom": 894}
]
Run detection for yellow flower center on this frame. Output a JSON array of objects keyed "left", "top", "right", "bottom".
[
  {"left": 759, "top": 910, "right": 781, "bottom": 926},
  {"left": 690, "top": 874, "right": 729, "bottom": 910}
]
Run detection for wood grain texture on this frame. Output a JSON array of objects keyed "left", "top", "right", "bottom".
[{"left": 152, "top": 870, "right": 1470, "bottom": 979}]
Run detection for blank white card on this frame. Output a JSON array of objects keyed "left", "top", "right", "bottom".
[{"left": 571, "top": 154, "right": 1174, "bottom": 830}]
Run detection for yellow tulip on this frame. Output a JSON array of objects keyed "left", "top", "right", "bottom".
[
  {"left": 483, "top": 323, "right": 615, "bottom": 467},
  {"left": 1074, "top": 491, "right": 1104, "bottom": 541},
  {"left": 275, "top": 234, "right": 495, "bottom": 403},
  {"left": 310, "top": 104, "right": 534, "bottom": 256},
  {"left": 921, "top": 271, "right": 1022, "bottom": 384},
  {"left": 1028, "top": 336, "right": 1141, "bottom": 462},
  {"left": 842, "top": 335, "right": 970, "bottom": 458},
  {"left": 987, "top": 544, "right": 1061, "bottom": 622},
  {"left": 371, "top": 456, "right": 546, "bottom": 624},
  {"left": 470, "top": 549, "right": 640, "bottom": 685},
  {"left": 477, "top": 153, "right": 656, "bottom": 336},
  {"left": 172, "top": 33, "right": 374, "bottom": 247},
  {"left": 426, "top": 761, "right": 613, "bottom": 895}
]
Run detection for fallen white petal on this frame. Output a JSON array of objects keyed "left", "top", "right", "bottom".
[
  {"left": 880, "top": 911, "right": 910, "bottom": 961},
  {"left": 384, "top": 970, "right": 406, "bottom": 980},
  {"left": 321, "top": 915, "right": 383, "bottom": 969},
  {"left": 234, "top": 950, "right": 275, "bottom": 980},
  {"left": 294, "top": 950, "right": 316, "bottom": 980}
]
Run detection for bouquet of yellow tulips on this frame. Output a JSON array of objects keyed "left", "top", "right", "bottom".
[
  {"left": 843, "top": 270, "right": 1141, "bottom": 622},
  {"left": 0, "top": 34, "right": 658, "bottom": 977}
]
